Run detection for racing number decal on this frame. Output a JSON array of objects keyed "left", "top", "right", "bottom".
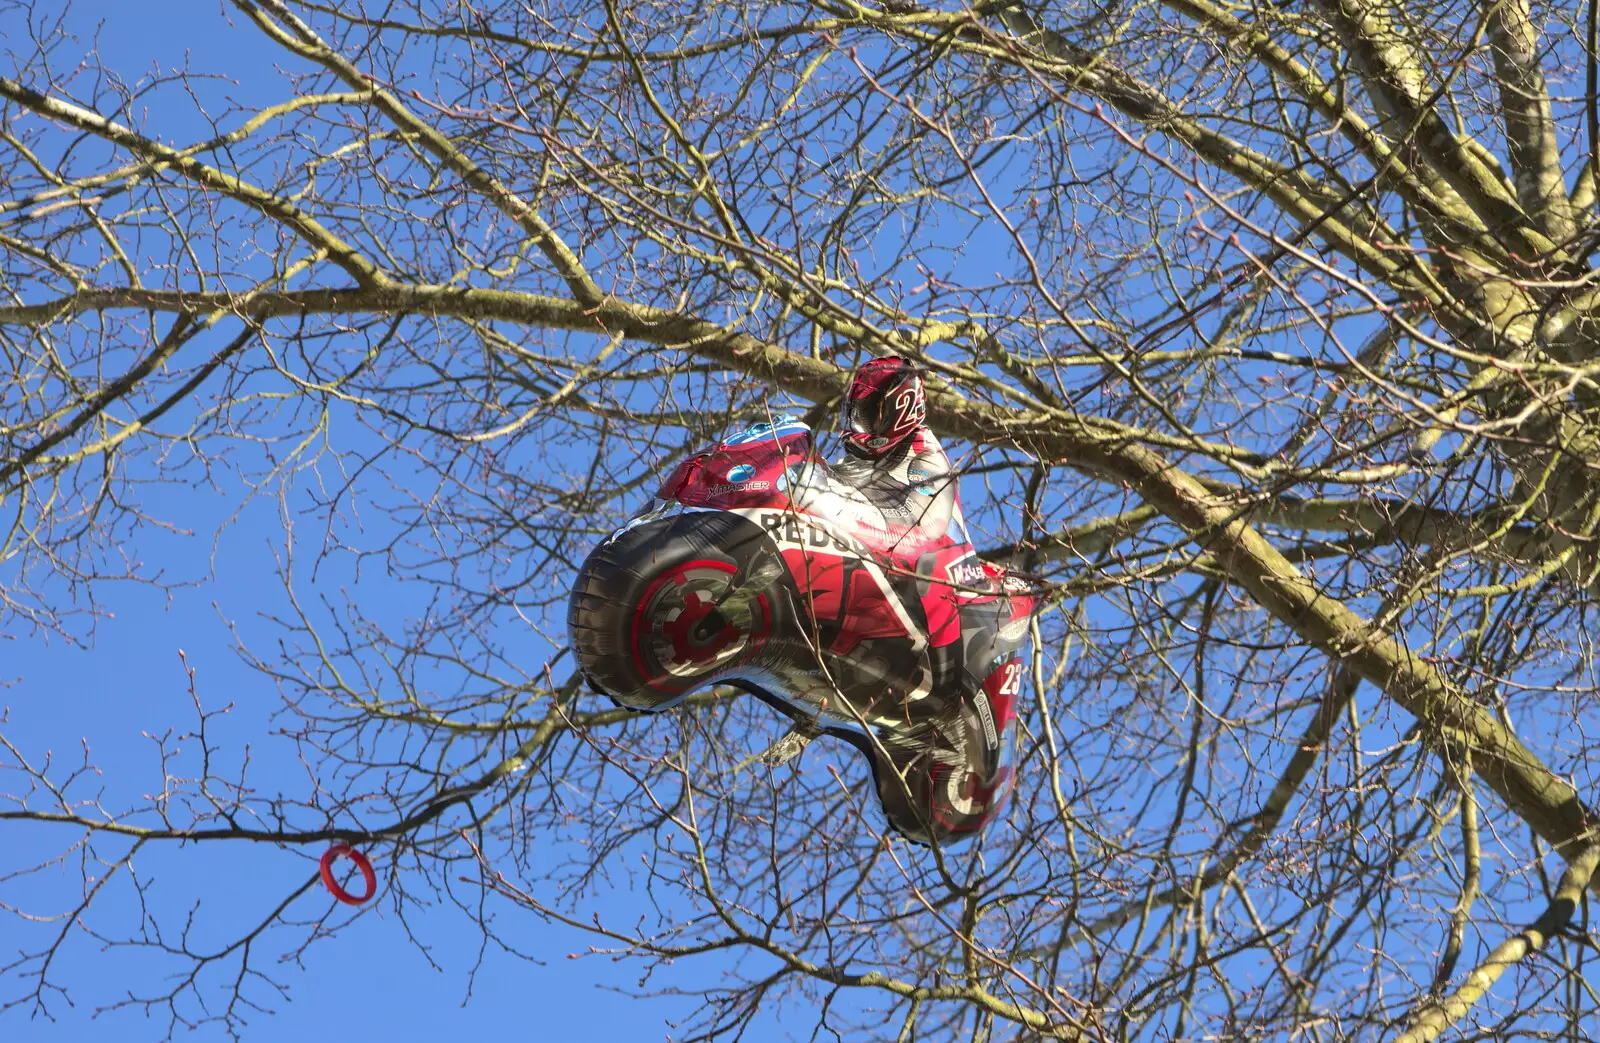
[
  {"left": 983, "top": 659, "right": 1023, "bottom": 734},
  {"left": 891, "top": 385, "right": 926, "bottom": 434}
]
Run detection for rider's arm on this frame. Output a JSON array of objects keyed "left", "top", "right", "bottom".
[{"left": 895, "top": 429, "right": 958, "bottom": 537}]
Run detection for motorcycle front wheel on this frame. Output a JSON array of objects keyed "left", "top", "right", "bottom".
[{"left": 568, "top": 511, "right": 780, "bottom": 710}]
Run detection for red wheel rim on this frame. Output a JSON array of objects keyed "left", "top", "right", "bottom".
[{"left": 630, "top": 559, "right": 770, "bottom": 690}]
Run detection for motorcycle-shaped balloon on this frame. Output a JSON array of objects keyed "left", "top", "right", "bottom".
[{"left": 568, "top": 417, "right": 1039, "bottom": 844}]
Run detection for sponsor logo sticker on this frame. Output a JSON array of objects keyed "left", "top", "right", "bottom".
[
  {"left": 974, "top": 690, "right": 1000, "bottom": 749},
  {"left": 726, "top": 464, "right": 756, "bottom": 482},
  {"left": 756, "top": 510, "right": 857, "bottom": 552},
  {"left": 707, "top": 479, "right": 770, "bottom": 495},
  {"left": 949, "top": 560, "right": 988, "bottom": 587}
]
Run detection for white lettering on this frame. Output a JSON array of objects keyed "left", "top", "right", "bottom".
[{"left": 975, "top": 691, "right": 999, "bottom": 749}]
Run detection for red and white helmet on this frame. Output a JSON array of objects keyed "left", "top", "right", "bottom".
[{"left": 840, "top": 356, "right": 926, "bottom": 457}]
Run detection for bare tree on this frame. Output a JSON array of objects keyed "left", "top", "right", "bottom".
[{"left": 5, "top": 0, "right": 1600, "bottom": 1037}]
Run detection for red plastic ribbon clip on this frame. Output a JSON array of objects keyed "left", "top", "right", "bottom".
[{"left": 319, "top": 843, "right": 377, "bottom": 905}]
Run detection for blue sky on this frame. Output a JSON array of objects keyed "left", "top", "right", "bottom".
[
  {"left": 8, "top": 0, "right": 1584, "bottom": 1038},
  {"left": 0, "top": 3, "right": 731, "bottom": 1039},
  {"left": 0, "top": 0, "right": 1014, "bottom": 1027}
]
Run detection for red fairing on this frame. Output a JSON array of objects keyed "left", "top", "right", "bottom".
[
  {"left": 655, "top": 456, "right": 698, "bottom": 501},
  {"left": 675, "top": 423, "right": 979, "bottom": 583},
  {"left": 671, "top": 423, "right": 810, "bottom": 511}
]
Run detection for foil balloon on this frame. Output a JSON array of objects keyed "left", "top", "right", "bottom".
[{"left": 568, "top": 417, "right": 1039, "bottom": 844}]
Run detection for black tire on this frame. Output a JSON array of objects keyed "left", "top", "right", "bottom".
[{"left": 568, "top": 511, "right": 780, "bottom": 711}]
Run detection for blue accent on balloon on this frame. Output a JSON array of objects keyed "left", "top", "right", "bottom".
[{"left": 724, "top": 416, "right": 807, "bottom": 445}]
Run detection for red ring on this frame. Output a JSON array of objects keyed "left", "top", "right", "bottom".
[{"left": 319, "top": 843, "right": 377, "bottom": 905}]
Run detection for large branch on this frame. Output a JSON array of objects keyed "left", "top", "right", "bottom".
[
  {"left": 873, "top": 3, "right": 1554, "bottom": 354},
  {"left": 1311, "top": 0, "right": 1560, "bottom": 264},
  {"left": 1394, "top": 844, "right": 1600, "bottom": 1043},
  {"left": 938, "top": 0, "right": 1591, "bottom": 399},
  {"left": 1011, "top": 494, "right": 1547, "bottom": 566},
  {"left": 1485, "top": 0, "right": 1578, "bottom": 243},
  {"left": 961, "top": 9, "right": 1440, "bottom": 300},
  {"left": 231, "top": 0, "right": 606, "bottom": 307},
  {"left": 1068, "top": 436, "right": 1593, "bottom": 854},
  {"left": 3, "top": 280, "right": 1594, "bottom": 866},
  {"left": 0, "top": 77, "right": 387, "bottom": 288},
  {"left": 1155, "top": 0, "right": 1487, "bottom": 245}
]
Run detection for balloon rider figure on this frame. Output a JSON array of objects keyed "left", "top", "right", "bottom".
[{"left": 832, "top": 356, "right": 970, "bottom": 701}]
